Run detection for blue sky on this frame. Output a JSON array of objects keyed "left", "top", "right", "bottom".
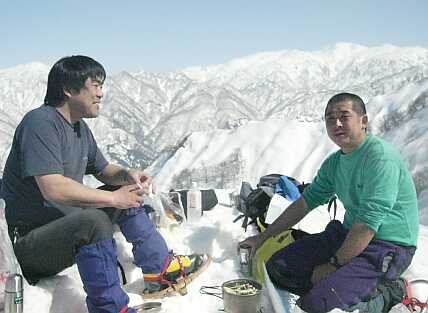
[{"left": 1, "top": 1, "right": 427, "bottom": 74}]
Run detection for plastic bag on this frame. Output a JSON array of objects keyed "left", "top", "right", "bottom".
[
  {"left": 159, "top": 191, "right": 186, "bottom": 224},
  {"left": 144, "top": 192, "right": 186, "bottom": 227}
]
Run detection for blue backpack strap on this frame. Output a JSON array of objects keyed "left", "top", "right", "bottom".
[{"left": 275, "top": 176, "right": 301, "bottom": 201}]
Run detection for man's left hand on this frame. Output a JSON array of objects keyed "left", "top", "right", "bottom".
[
  {"left": 311, "top": 263, "right": 337, "bottom": 285},
  {"left": 127, "top": 169, "right": 154, "bottom": 194}
]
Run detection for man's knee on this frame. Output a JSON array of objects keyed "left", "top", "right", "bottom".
[
  {"left": 298, "top": 289, "right": 339, "bottom": 313},
  {"left": 266, "top": 249, "right": 313, "bottom": 295},
  {"left": 77, "top": 209, "right": 114, "bottom": 244}
]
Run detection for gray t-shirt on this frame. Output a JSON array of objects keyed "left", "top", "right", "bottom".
[{"left": 1, "top": 105, "right": 108, "bottom": 230}]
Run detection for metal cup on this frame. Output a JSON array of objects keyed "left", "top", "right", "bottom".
[{"left": 238, "top": 245, "right": 252, "bottom": 276}]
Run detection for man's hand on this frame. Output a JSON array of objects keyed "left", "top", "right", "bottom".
[
  {"left": 311, "top": 263, "right": 337, "bottom": 285},
  {"left": 127, "top": 169, "right": 154, "bottom": 194},
  {"left": 111, "top": 184, "right": 144, "bottom": 209},
  {"left": 95, "top": 165, "right": 154, "bottom": 192},
  {"left": 238, "top": 233, "right": 266, "bottom": 259}
]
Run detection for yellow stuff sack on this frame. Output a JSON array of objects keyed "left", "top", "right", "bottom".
[{"left": 252, "top": 228, "right": 295, "bottom": 283}]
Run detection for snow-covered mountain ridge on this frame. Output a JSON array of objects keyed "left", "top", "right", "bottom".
[
  {"left": 1, "top": 43, "right": 428, "bottom": 223},
  {"left": 182, "top": 43, "right": 428, "bottom": 88}
]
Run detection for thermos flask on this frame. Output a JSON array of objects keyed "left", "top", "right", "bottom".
[{"left": 4, "top": 273, "right": 23, "bottom": 313}]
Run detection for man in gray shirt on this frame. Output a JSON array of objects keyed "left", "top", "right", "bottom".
[{"left": 1, "top": 56, "right": 204, "bottom": 313}]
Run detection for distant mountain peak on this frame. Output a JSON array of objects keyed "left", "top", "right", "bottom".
[
  {"left": 0, "top": 62, "right": 49, "bottom": 74},
  {"left": 180, "top": 43, "right": 428, "bottom": 86}
]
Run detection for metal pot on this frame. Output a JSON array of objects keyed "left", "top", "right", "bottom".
[{"left": 222, "top": 279, "right": 262, "bottom": 313}]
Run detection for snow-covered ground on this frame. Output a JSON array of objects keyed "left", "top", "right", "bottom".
[
  {"left": 0, "top": 191, "right": 271, "bottom": 313},
  {"left": 1, "top": 189, "right": 427, "bottom": 313}
]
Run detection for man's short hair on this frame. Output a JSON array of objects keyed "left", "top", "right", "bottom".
[
  {"left": 325, "top": 93, "right": 367, "bottom": 116},
  {"left": 44, "top": 55, "right": 106, "bottom": 107}
]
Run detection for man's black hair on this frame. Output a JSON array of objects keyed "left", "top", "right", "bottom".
[
  {"left": 44, "top": 55, "right": 106, "bottom": 107},
  {"left": 325, "top": 93, "right": 367, "bottom": 116}
]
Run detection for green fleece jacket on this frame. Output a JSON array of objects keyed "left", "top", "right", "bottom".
[{"left": 303, "top": 134, "right": 419, "bottom": 246}]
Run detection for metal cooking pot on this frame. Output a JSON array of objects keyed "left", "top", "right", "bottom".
[{"left": 222, "top": 279, "right": 262, "bottom": 313}]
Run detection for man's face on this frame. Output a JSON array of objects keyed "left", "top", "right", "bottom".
[
  {"left": 325, "top": 100, "right": 368, "bottom": 153},
  {"left": 67, "top": 77, "right": 103, "bottom": 119}
]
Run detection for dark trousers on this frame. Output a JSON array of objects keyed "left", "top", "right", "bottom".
[
  {"left": 11, "top": 208, "right": 120, "bottom": 284},
  {"left": 266, "top": 220, "right": 415, "bottom": 313}
]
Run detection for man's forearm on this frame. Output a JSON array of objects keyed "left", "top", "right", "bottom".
[
  {"left": 260, "top": 196, "right": 311, "bottom": 241},
  {"left": 95, "top": 164, "right": 130, "bottom": 186},
  {"left": 36, "top": 174, "right": 115, "bottom": 208},
  {"left": 335, "top": 222, "right": 375, "bottom": 265}
]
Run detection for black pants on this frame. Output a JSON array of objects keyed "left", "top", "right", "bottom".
[{"left": 10, "top": 208, "right": 124, "bottom": 284}]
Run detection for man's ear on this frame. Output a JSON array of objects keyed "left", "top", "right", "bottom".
[
  {"left": 63, "top": 88, "right": 74, "bottom": 99},
  {"left": 361, "top": 114, "right": 368, "bottom": 130}
]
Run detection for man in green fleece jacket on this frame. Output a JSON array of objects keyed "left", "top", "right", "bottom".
[{"left": 240, "top": 93, "right": 419, "bottom": 313}]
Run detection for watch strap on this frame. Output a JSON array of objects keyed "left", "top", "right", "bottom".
[{"left": 329, "top": 255, "right": 342, "bottom": 269}]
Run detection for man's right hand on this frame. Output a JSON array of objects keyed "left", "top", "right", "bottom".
[
  {"left": 237, "top": 196, "right": 310, "bottom": 259},
  {"left": 238, "top": 233, "right": 266, "bottom": 259},
  {"left": 111, "top": 184, "right": 144, "bottom": 209}
]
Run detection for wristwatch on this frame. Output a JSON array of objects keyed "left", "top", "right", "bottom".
[{"left": 329, "top": 255, "right": 342, "bottom": 269}]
